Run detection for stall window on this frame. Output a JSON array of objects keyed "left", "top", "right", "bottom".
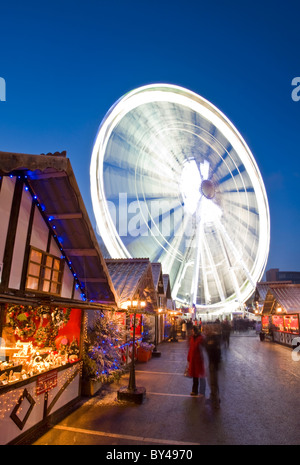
[
  {"left": 0, "top": 306, "right": 82, "bottom": 386},
  {"left": 284, "top": 315, "right": 299, "bottom": 334},
  {"left": 272, "top": 315, "right": 284, "bottom": 331},
  {"left": 261, "top": 315, "right": 270, "bottom": 330},
  {"left": 26, "top": 247, "right": 63, "bottom": 296}
]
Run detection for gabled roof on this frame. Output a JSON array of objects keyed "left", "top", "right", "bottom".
[
  {"left": 0, "top": 150, "right": 117, "bottom": 306},
  {"left": 105, "top": 258, "right": 157, "bottom": 311},
  {"left": 262, "top": 283, "right": 300, "bottom": 314},
  {"left": 162, "top": 274, "right": 172, "bottom": 300},
  {"left": 151, "top": 262, "right": 164, "bottom": 294},
  {"left": 255, "top": 281, "right": 292, "bottom": 303}
]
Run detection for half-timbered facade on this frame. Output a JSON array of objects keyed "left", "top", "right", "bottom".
[{"left": 0, "top": 150, "right": 117, "bottom": 444}]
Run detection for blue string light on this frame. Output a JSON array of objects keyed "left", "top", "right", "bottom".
[{"left": 8, "top": 172, "right": 89, "bottom": 302}]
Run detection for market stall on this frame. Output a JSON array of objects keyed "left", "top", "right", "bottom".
[
  {"left": 105, "top": 258, "right": 159, "bottom": 361},
  {"left": 0, "top": 151, "right": 117, "bottom": 444},
  {"left": 258, "top": 283, "right": 300, "bottom": 347}
]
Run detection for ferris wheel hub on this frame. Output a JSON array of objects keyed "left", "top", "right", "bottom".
[{"left": 201, "top": 179, "right": 215, "bottom": 199}]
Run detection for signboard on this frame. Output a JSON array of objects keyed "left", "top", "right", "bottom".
[{"left": 36, "top": 369, "right": 57, "bottom": 395}]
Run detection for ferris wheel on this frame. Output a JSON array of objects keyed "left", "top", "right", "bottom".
[{"left": 90, "top": 84, "right": 270, "bottom": 313}]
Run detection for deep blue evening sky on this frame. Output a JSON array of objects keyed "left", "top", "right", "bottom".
[{"left": 1, "top": 0, "right": 299, "bottom": 275}]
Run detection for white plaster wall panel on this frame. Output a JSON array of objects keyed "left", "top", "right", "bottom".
[
  {"left": 0, "top": 365, "right": 80, "bottom": 445},
  {"left": 9, "top": 188, "right": 32, "bottom": 289},
  {"left": 46, "top": 365, "right": 80, "bottom": 415},
  {"left": 60, "top": 261, "right": 74, "bottom": 299},
  {"left": 73, "top": 286, "right": 82, "bottom": 300},
  {"left": 0, "top": 380, "right": 44, "bottom": 445},
  {"left": 30, "top": 206, "right": 49, "bottom": 251},
  {"left": 49, "top": 236, "right": 61, "bottom": 258},
  {"left": 0, "top": 176, "right": 16, "bottom": 265}
]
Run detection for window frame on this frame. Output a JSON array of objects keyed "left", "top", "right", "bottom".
[{"left": 25, "top": 246, "right": 64, "bottom": 296}]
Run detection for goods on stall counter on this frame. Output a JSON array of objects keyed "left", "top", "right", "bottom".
[
  {"left": 0, "top": 338, "right": 80, "bottom": 386},
  {"left": 0, "top": 369, "right": 22, "bottom": 384}
]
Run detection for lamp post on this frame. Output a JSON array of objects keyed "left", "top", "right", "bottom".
[
  {"left": 152, "top": 308, "right": 162, "bottom": 357},
  {"left": 117, "top": 300, "right": 146, "bottom": 404}
]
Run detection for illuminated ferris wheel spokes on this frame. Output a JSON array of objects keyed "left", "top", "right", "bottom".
[{"left": 90, "top": 84, "right": 270, "bottom": 313}]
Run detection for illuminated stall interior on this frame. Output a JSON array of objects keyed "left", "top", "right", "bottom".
[{"left": 258, "top": 283, "right": 300, "bottom": 343}]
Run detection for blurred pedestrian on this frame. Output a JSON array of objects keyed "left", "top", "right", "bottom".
[
  {"left": 169, "top": 318, "right": 178, "bottom": 342},
  {"left": 186, "top": 318, "right": 193, "bottom": 339},
  {"left": 221, "top": 318, "right": 231, "bottom": 348},
  {"left": 204, "top": 324, "right": 221, "bottom": 408},
  {"left": 181, "top": 320, "right": 187, "bottom": 339},
  {"left": 199, "top": 318, "right": 202, "bottom": 331},
  {"left": 187, "top": 326, "right": 206, "bottom": 396},
  {"left": 255, "top": 320, "right": 262, "bottom": 334}
]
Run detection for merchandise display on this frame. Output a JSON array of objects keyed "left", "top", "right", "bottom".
[{"left": 0, "top": 304, "right": 81, "bottom": 387}]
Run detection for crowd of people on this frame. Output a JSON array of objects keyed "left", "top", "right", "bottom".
[
  {"left": 169, "top": 315, "right": 257, "bottom": 409},
  {"left": 185, "top": 319, "right": 225, "bottom": 409}
]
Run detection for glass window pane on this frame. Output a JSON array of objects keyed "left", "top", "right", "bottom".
[
  {"left": 46, "top": 256, "right": 53, "bottom": 267},
  {"left": 53, "top": 259, "right": 60, "bottom": 270},
  {"left": 42, "top": 280, "right": 50, "bottom": 292},
  {"left": 28, "top": 263, "right": 40, "bottom": 277},
  {"left": 26, "top": 277, "right": 39, "bottom": 290},
  {"left": 30, "top": 249, "right": 42, "bottom": 263},
  {"left": 44, "top": 268, "right": 51, "bottom": 280},
  {"left": 50, "top": 283, "right": 58, "bottom": 294}
]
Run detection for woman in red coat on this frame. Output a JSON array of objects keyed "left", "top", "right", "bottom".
[{"left": 187, "top": 325, "right": 206, "bottom": 396}]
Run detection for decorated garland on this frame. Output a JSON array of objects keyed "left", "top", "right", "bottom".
[{"left": 34, "top": 325, "right": 51, "bottom": 347}]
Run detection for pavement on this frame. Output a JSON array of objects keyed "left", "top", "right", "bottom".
[{"left": 32, "top": 329, "right": 298, "bottom": 448}]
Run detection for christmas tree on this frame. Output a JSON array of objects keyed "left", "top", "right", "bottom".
[{"left": 83, "top": 310, "right": 127, "bottom": 383}]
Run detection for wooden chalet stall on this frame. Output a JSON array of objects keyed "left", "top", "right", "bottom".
[
  {"left": 105, "top": 258, "right": 158, "bottom": 363},
  {"left": 0, "top": 151, "right": 117, "bottom": 444},
  {"left": 256, "top": 282, "right": 300, "bottom": 347}
]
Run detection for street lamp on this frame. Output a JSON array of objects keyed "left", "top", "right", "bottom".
[
  {"left": 152, "top": 308, "right": 162, "bottom": 357},
  {"left": 117, "top": 299, "right": 146, "bottom": 404}
]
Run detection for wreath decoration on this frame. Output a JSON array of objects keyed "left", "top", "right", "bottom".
[
  {"left": 6, "top": 305, "right": 36, "bottom": 339},
  {"left": 35, "top": 305, "right": 51, "bottom": 319},
  {"left": 15, "top": 320, "right": 36, "bottom": 339},
  {"left": 51, "top": 307, "right": 71, "bottom": 329}
]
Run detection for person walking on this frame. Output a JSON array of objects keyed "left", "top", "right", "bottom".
[
  {"left": 221, "top": 318, "right": 231, "bottom": 348},
  {"left": 204, "top": 324, "right": 221, "bottom": 408},
  {"left": 187, "top": 325, "right": 206, "bottom": 396},
  {"left": 181, "top": 320, "right": 187, "bottom": 339}
]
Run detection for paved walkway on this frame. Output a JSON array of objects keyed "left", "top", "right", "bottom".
[{"left": 33, "top": 330, "right": 297, "bottom": 446}]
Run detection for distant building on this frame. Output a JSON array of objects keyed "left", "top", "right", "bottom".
[{"left": 266, "top": 268, "right": 300, "bottom": 284}]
